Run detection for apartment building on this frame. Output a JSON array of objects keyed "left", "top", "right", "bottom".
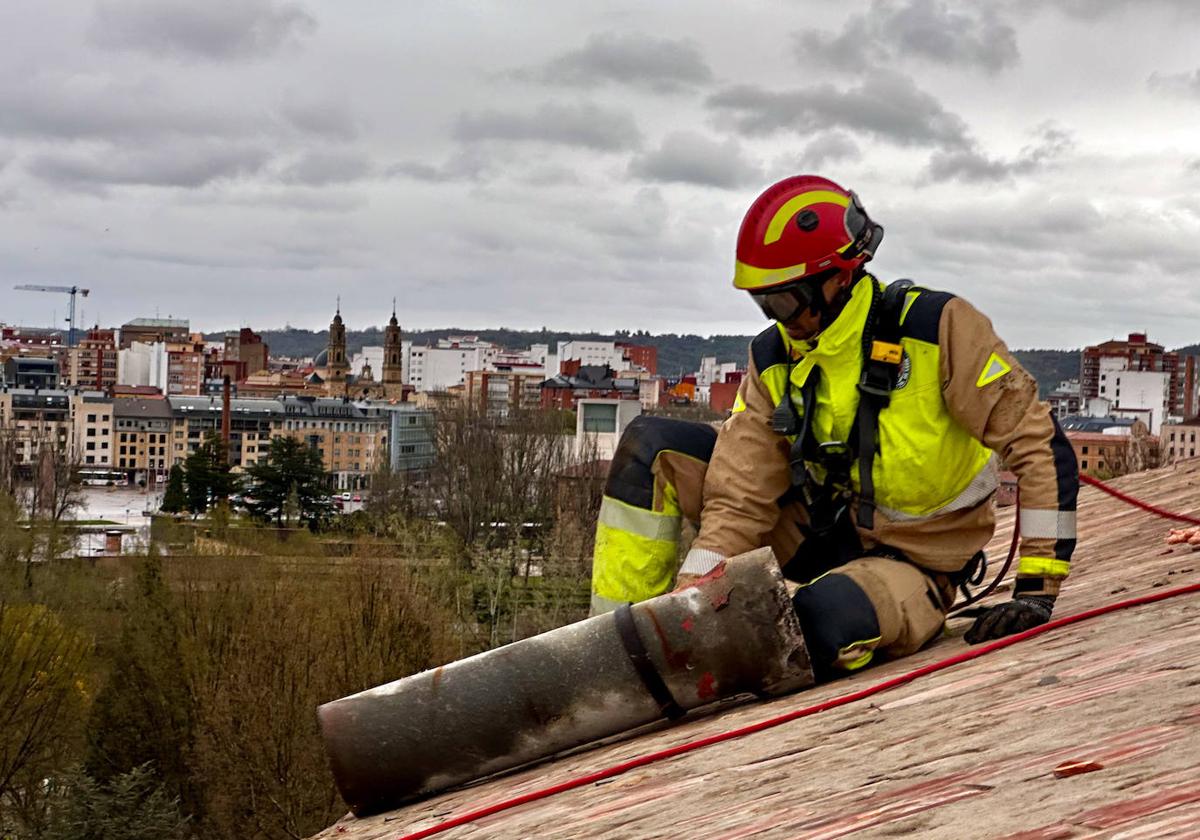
[
  {"left": 119, "top": 317, "right": 190, "bottom": 349},
  {"left": 273, "top": 397, "right": 391, "bottom": 490},
  {"left": 168, "top": 395, "right": 283, "bottom": 469},
  {"left": 465, "top": 366, "right": 546, "bottom": 418},
  {"left": 113, "top": 398, "right": 173, "bottom": 484},
  {"left": 63, "top": 328, "right": 119, "bottom": 391},
  {"left": 1161, "top": 420, "right": 1200, "bottom": 465},
  {"left": 1082, "top": 333, "right": 1188, "bottom": 420},
  {"left": 73, "top": 393, "right": 114, "bottom": 468}
]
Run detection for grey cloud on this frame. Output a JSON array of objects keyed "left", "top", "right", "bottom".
[
  {"left": 1148, "top": 69, "right": 1200, "bottom": 98},
  {"left": 280, "top": 151, "right": 372, "bottom": 186},
  {"left": 924, "top": 148, "right": 1016, "bottom": 183},
  {"left": 0, "top": 74, "right": 251, "bottom": 142},
  {"left": 525, "top": 33, "right": 713, "bottom": 93},
  {"left": 89, "top": 0, "right": 316, "bottom": 60},
  {"left": 800, "top": 131, "right": 863, "bottom": 167},
  {"left": 707, "top": 71, "right": 969, "bottom": 150},
  {"left": 924, "top": 122, "right": 1073, "bottom": 183},
  {"left": 103, "top": 247, "right": 326, "bottom": 271},
  {"left": 28, "top": 143, "right": 271, "bottom": 190},
  {"left": 628, "top": 131, "right": 762, "bottom": 188},
  {"left": 794, "top": 0, "right": 1019, "bottom": 75},
  {"left": 387, "top": 149, "right": 495, "bottom": 183},
  {"left": 1023, "top": 0, "right": 1200, "bottom": 20},
  {"left": 279, "top": 95, "right": 358, "bottom": 140},
  {"left": 389, "top": 162, "right": 453, "bottom": 182},
  {"left": 455, "top": 102, "right": 642, "bottom": 151}
]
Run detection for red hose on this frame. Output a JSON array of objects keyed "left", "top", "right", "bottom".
[
  {"left": 391, "top": 474, "right": 1200, "bottom": 839},
  {"left": 396, "top": 581, "right": 1200, "bottom": 840},
  {"left": 1079, "top": 473, "right": 1200, "bottom": 526}
]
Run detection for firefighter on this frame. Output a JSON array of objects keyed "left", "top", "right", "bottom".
[{"left": 590, "top": 175, "right": 1078, "bottom": 678}]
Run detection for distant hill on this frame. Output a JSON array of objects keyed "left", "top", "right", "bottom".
[
  {"left": 1011, "top": 349, "right": 1080, "bottom": 397},
  {"left": 214, "top": 326, "right": 1097, "bottom": 397}
]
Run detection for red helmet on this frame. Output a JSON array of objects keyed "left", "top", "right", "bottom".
[{"left": 733, "top": 175, "right": 883, "bottom": 293}]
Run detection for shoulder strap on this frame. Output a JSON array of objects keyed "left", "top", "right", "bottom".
[{"left": 854, "top": 278, "right": 914, "bottom": 529}]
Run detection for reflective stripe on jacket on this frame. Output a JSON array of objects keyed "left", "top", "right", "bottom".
[{"left": 693, "top": 274, "right": 1078, "bottom": 596}]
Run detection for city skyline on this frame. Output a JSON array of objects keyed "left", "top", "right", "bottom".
[{"left": 4, "top": 2, "right": 1200, "bottom": 347}]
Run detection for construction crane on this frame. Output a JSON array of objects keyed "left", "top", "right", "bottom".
[{"left": 14, "top": 284, "right": 91, "bottom": 347}]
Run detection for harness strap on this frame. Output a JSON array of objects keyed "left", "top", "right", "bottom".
[
  {"left": 855, "top": 279, "right": 914, "bottom": 529},
  {"left": 613, "top": 603, "right": 685, "bottom": 720}
]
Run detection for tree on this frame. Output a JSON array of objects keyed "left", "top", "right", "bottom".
[
  {"left": 182, "top": 433, "right": 233, "bottom": 515},
  {"left": 160, "top": 465, "right": 186, "bottom": 514},
  {"left": 244, "top": 437, "right": 334, "bottom": 529},
  {"left": 0, "top": 604, "right": 90, "bottom": 828},
  {"left": 84, "top": 551, "right": 200, "bottom": 820},
  {"left": 32, "top": 764, "right": 191, "bottom": 840}
]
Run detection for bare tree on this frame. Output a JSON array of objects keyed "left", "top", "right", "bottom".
[{"left": 0, "top": 604, "right": 91, "bottom": 829}]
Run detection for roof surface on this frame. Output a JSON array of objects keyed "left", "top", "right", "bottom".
[{"left": 312, "top": 459, "right": 1200, "bottom": 840}]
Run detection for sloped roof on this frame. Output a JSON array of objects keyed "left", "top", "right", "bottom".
[{"left": 312, "top": 459, "right": 1200, "bottom": 839}]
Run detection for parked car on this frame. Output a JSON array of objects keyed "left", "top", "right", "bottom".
[
  {"left": 340, "top": 492, "right": 352, "bottom": 501},
  {"left": 351, "top": 494, "right": 362, "bottom": 503}
]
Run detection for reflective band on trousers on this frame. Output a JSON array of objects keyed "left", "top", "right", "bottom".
[
  {"left": 591, "top": 495, "right": 682, "bottom": 610},
  {"left": 1018, "top": 556, "right": 1072, "bottom": 578},
  {"left": 598, "top": 496, "right": 683, "bottom": 542},
  {"left": 1019, "top": 508, "right": 1077, "bottom": 540}
]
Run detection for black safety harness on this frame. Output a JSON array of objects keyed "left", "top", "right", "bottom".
[{"left": 772, "top": 276, "right": 914, "bottom": 572}]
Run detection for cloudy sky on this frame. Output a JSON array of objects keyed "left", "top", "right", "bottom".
[{"left": 3, "top": 0, "right": 1200, "bottom": 349}]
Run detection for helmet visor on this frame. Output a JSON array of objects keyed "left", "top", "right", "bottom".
[
  {"left": 748, "top": 268, "right": 839, "bottom": 322},
  {"left": 751, "top": 284, "right": 816, "bottom": 323}
]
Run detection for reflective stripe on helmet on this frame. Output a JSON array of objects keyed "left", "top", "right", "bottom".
[{"left": 764, "top": 189, "right": 851, "bottom": 245}]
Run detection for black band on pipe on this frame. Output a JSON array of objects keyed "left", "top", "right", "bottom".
[{"left": 613, "top": 603, "right": 686, "bottom": 721}]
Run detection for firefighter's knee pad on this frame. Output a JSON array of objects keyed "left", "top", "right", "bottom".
[
  {"left": 791, "top": 573, "right": 882, "bottom": 678},
  {"left": 605, "top": 415, "right": 717, "bottom": 508}
]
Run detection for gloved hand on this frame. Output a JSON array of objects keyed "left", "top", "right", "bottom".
[{"left": 964, "top": 595, "right": 1054, "bottom": 644}]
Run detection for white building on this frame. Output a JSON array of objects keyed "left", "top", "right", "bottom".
[
  {"left": 116, "top": 341, "right": 168, "bottom": 391},
  {"left": 697, "top": 356, "right": 739, "bottom": 388},
  {"left": 575, "top": 398, "right": 643, "bottom": 460},
  {"left": 1100, "top": 369, "right": 1171, "bottom": 433},
  {"left": 403, "top": 337, "right": 499, "bottom": 392},
  {"left": 557, "top": 340, "right": 626, "bottom": 373},
  {"left": 351, "top": 346, "right": 384, "bottom": 378}
]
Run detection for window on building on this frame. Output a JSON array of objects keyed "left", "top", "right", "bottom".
[
  {"left": 1081, "top": 459, "right": 1088, "bottom": 470},
  {"left": 1082, "top": 446, "right": 1088, "bottom": 454},
  {"left": 86, "top": 442, "right": 95, "bottom": 451},
  {"left": 87, "top": 413, "right": 96, "bottom": 422},
  {"left": 581, "top": 403, "right": 618, "bottom": 433}
]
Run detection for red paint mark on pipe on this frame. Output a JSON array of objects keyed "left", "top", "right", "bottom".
[
  {"left": 646, "top": 608, "right": 690, "bottom": 670},
  {"left": 681, "top": 617, "right": 694, "bottom": 633},
  {"left": 697, "top": 672, "right": 717, "bottom": 700}
]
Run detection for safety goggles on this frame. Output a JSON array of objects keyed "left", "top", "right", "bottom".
[{"left": 749, "top": 268, "right": 840, "bottom": 323}]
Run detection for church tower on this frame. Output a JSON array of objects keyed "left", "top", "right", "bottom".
[
  {"left": 325, "top": 300, "right": 350, "bottom": 391},
  {"left": 382, "top": 299, "right": 403, "bottom": 398}
]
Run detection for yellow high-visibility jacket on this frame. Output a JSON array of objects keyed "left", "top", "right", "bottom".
[{"left": 688, "top": 275, "right": 1078, "bottom": 597}]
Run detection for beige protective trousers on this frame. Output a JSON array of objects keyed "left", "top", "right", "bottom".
[{"left": 591, "top": 416, "right": 957, "bottom": 674}]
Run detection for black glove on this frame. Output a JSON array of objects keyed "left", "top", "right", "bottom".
[{"left": 964, "top": 595, "right": 1054, "bottom": 644}]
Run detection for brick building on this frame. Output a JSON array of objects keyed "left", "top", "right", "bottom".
[{"left": 1081, "top": 333, "right": 1188, "bottom": 419}]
